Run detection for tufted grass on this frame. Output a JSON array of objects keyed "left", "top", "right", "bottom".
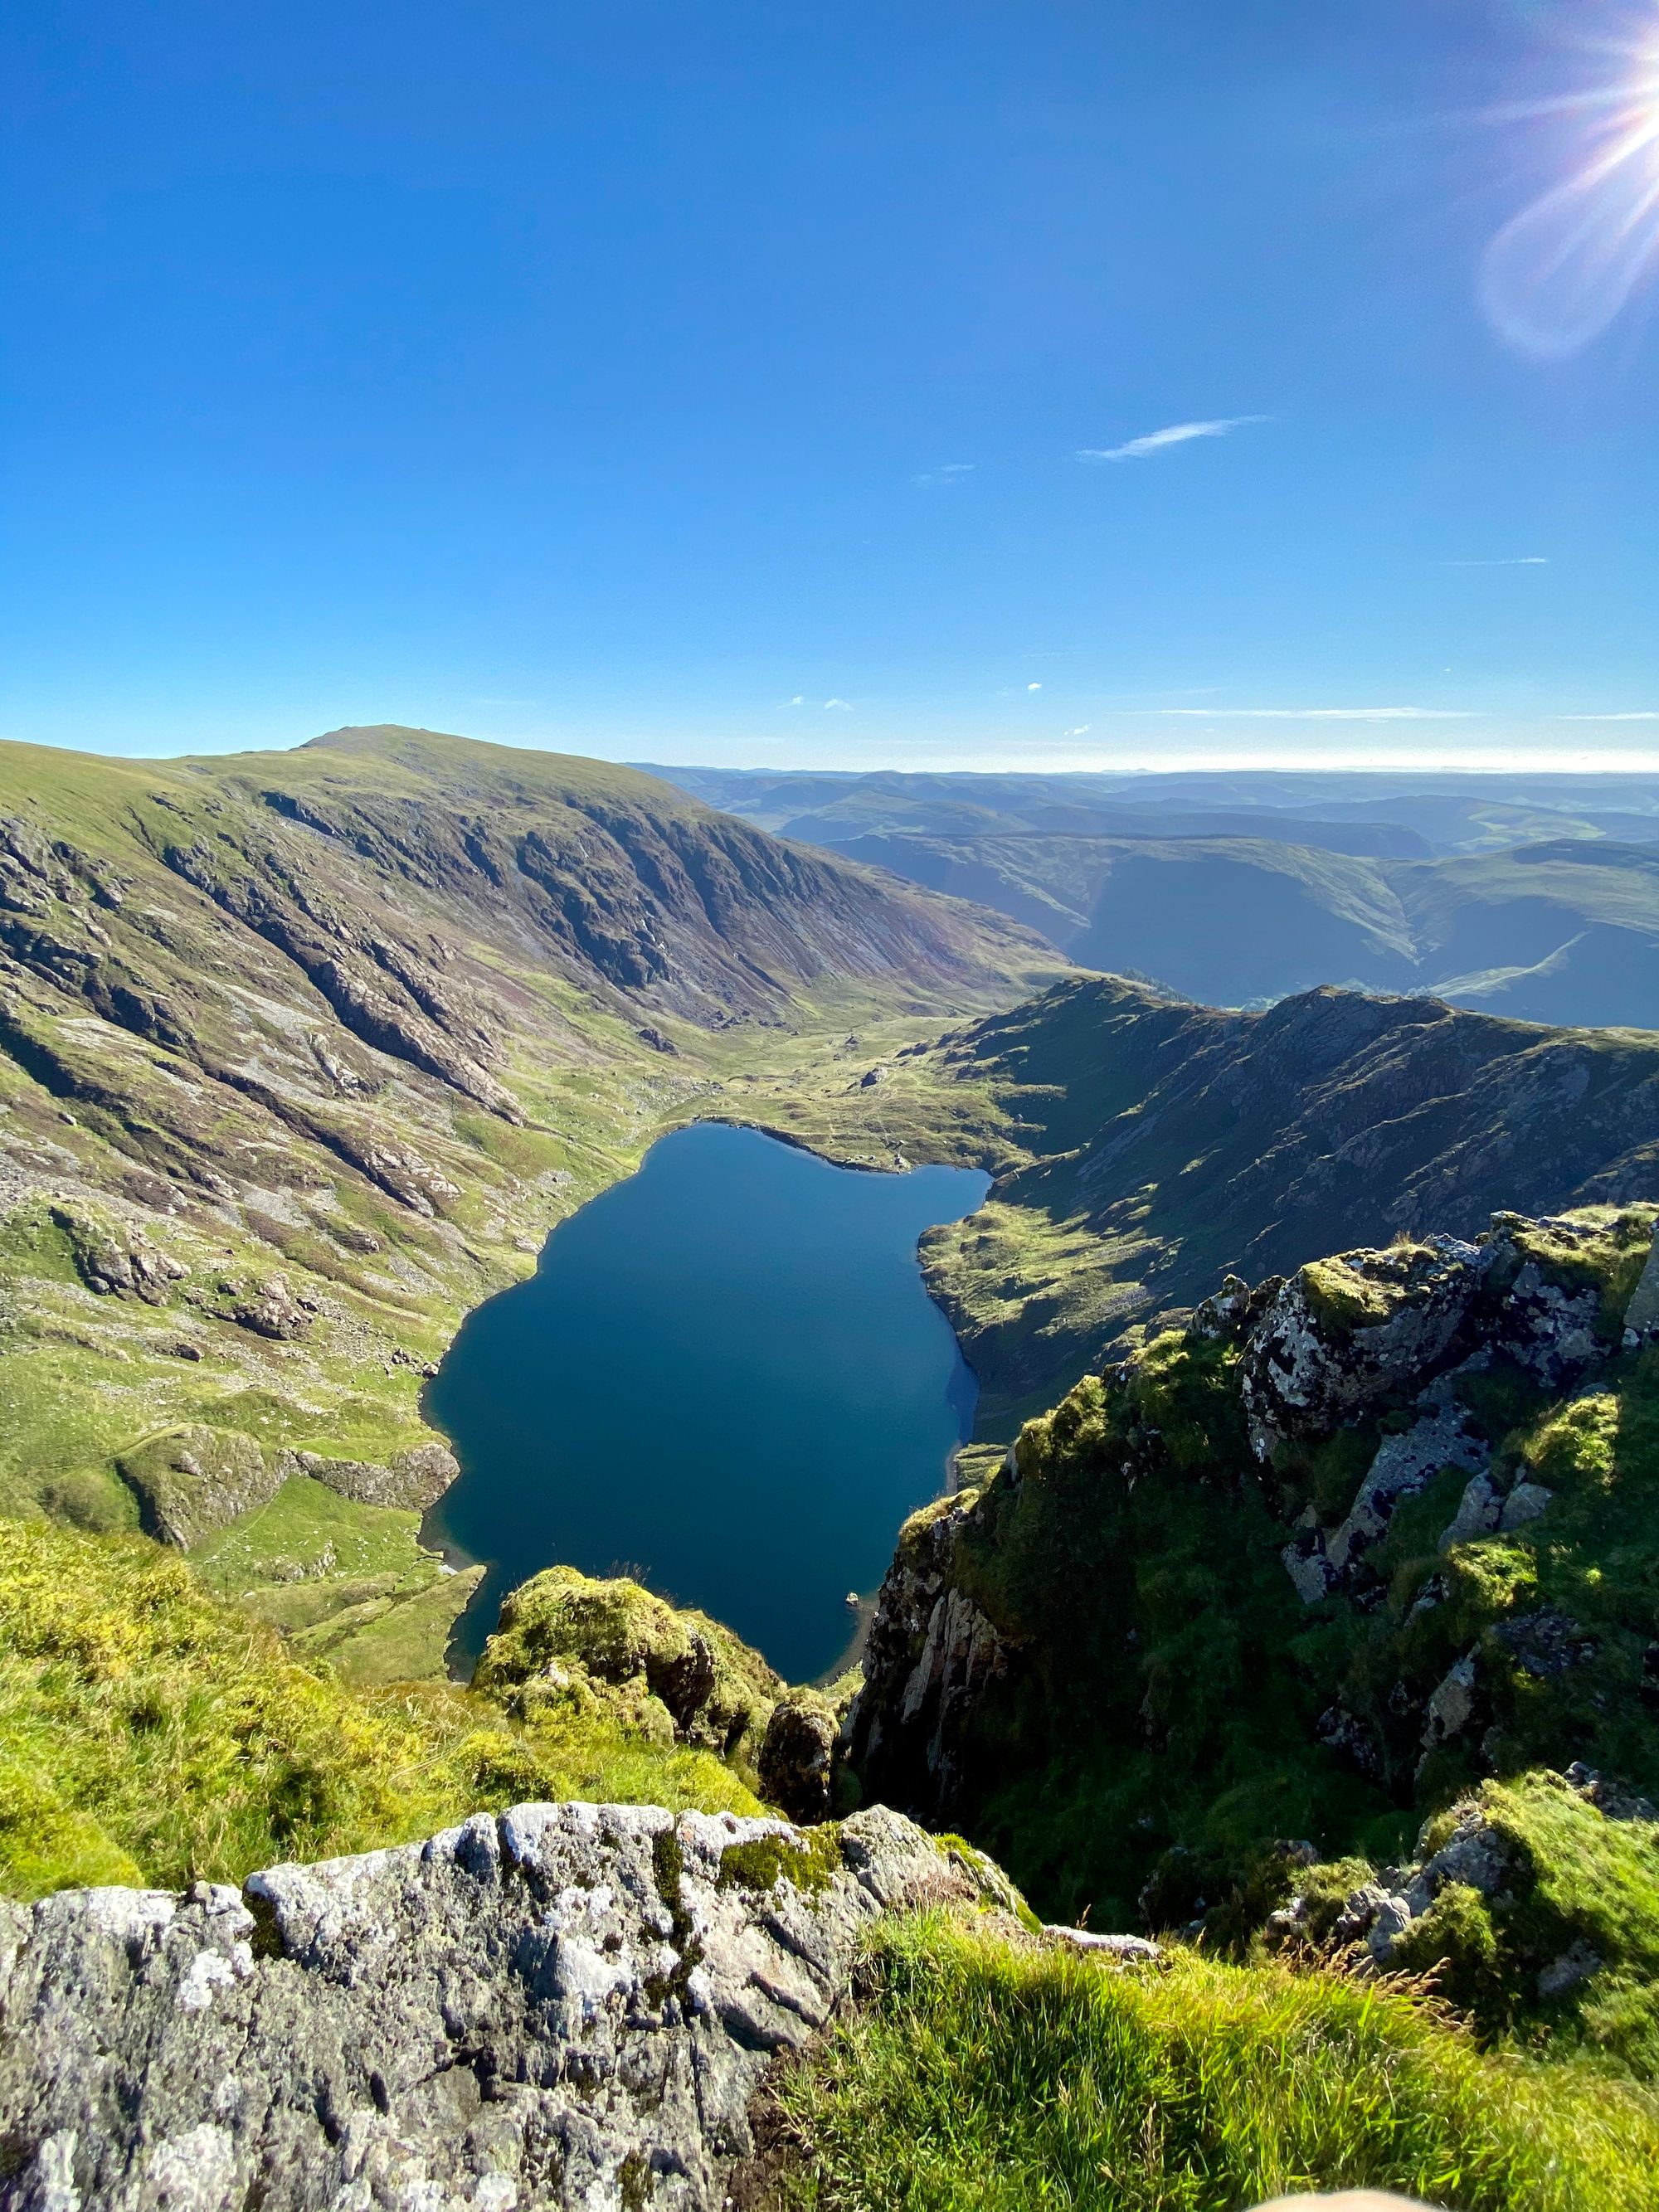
[
  {"left": 0, "top": 1521, "right": 761, "bottom": 1899},
  {"left": 760, "top": 1912, "right": 1659, "bottom": 2212}
]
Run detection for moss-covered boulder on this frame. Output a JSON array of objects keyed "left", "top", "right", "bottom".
[
  {"left": 1269, "top": 1765, "right": 1659, "bottom": 2072},
  {"left": 474, "top": 1567, "right": 781, "bottom": 1762}
]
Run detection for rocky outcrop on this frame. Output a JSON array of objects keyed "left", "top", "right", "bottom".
[
  {"left": 1267, "top": 1764, "right": 1657, "bottom": 2001},
  {"left": 756, "top": 1691, "right": 839, "bottom": 1824},
  {"left": 1242, "top": 1238, "right": 1489, "bottom": 1459},
  {"left": 0, "top": 1801, "right": 1008, "bottom": 2212},
  {"left": 51, "top": 1203, "right": 187, "bottom": 1305},
  {"left": 844, "top": 1495, "right": 1012, "bottom": 1825},
  {"left": 118, "top": 1429, "right": 461, "bottom": 1548},
  {"left": 289, "top": 1442, "right": 460, "bottom": 1512},
  {"left": 846, "top": 1201, "right": 1659, "bottom": 1931},
  {"left": 118, "top": 1426, "right": 287, "bottom": 1548},
  {"left": 474, "top": 1569, "right": 782, "bottom": 1763}
]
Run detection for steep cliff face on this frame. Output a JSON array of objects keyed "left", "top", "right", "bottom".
[
  {"left": 849, "top": 1203, "right": 1659, "bottom": 1932},
  {"left": 0, "top": 1801, "right": 1015, "bottom": 2212}
]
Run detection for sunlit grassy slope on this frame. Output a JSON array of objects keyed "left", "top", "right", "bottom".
[
  {"left": 0, "top": 1519, "right": 765, "bottom": 1898},
  {"left": 757, "top": 1913, "right": 1659, "bottom": 2212}
]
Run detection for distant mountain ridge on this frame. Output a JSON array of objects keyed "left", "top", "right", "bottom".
[{"left": 644, "top": 764, "right": 1659, "bottom": 1027}]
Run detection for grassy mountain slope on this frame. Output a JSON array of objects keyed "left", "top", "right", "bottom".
[
  {"left": 0, "top": 725, "right": 1053, "bottom": 1679},
  {"left": 914, "top": 975, "right": 1659, "bottom": 1431},
  {"left": 0, "top": 1522, "right": 775, "bottom": 1900},
  {"left": 757, "top": 1911, "right": 1659, "bottom": 2210}
]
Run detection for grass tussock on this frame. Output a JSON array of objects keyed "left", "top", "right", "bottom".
[
  {"left": 0, "top": 1521, "right": 761, "bottom": 1899},
  {"left": 761, "top": 1913, "right": 1659, "bottom": 2212}
]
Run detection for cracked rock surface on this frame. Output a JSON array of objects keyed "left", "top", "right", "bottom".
[{"left": 0, "top": 1801, "right": 994, "bottom": 2212}]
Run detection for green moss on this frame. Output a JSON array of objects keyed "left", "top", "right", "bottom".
[
  {"left": 1394, "top": 1882, "right": 1506, "bottom": 2021},
  {"left": 474, "top": 1564, "right": 780, "bottom": 1762},
  {"left": 718, "top": 1823, "right": 843, "bottom": 1896},
  {"left": 1299, "top": 1254, "right": 1404, "bottom": 1332}
]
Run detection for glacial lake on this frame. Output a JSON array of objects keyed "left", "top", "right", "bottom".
[{"left": 426, "top": 1120, "right": 990, "bottom": 1683}]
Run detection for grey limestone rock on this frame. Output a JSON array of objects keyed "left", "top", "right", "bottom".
[
  {"left": 844, "top": 1493, "right": 1013, "bottom": 1823},
  {"left": 1241, "top": 1237, "right": 1489, "bottom": 1460},
  {"left": 0, "top": 1801, "right": 1000, "bottom": 2212},
  {"left": 1043, "top": 1925, "right": 1162, "bottom": 1962},
  {"left": 290, "top": 1441, "right": 460, "bottom": 1512}
]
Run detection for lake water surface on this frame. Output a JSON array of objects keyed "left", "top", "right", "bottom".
[{"left": 426, "top": 1120, "right": 990, "bottom": 1682}]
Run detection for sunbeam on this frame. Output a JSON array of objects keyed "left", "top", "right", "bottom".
[{"left": 1481, "top": 20, "right": 1659, "bottom": 353}]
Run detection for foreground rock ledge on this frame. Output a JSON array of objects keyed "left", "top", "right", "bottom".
[{"left": 0, "top": 1802, "right": 1001, "bottom": 2212}]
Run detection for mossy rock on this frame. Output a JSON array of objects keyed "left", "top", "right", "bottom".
[
  {"left": 474, "top": 1565, "right": 781, "bottom": 1760},
  {"left": 716, "top": 1822, "right": 843, "bottom": 1897}
]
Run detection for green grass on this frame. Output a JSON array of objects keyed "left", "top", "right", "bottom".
[
  {"left": 1343, "top": 1772, "right": 1659, "bottom": 2078},
  {"left": 188, "top": 1473, "right": 479, "bottom": 1684},
  {"left": 0, "top": 1520, "right": 761, "bottom": 1899},
  {"left": 760, "top": 1912, "right": 1659, "bottom": 2211}
]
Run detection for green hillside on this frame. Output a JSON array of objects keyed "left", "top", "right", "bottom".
[
  {"left": 848, "top": 1204, "right": 1659, "bottom": 2071},
  {"left": 913, "top": 975, "right": 1659, "bottom": 1431},
  {"left": 0, "top": 726, "right": 1054, "bottom": 1681}
]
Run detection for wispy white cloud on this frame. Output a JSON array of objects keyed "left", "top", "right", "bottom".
[
  {"left": 1155, "top": 706, "right": 1477, "bottom": 722},
  {"left": 1078, "top": 415, "right": 1269, "bottom": 463},
  {"left": 786, "top": 695, "right": 805, "bottom": 707},
  {"left": 1063, "top": 725, "right": 1092, "bottom": 738},
  {"left": 823, "top": 698, "right": 854, "bottom": 711},
  {"left": 912, "top": 463, "right": 975, "bottom": 488},
  {"left": 1026, "top": 682, "right": 1042, "bottom": 693},
  {"left": 1555, "top": 711, "right": 1659, "bottom": 721},
  {"left": 1443, "top": 556, "right": 1550, "bottom": 567}
]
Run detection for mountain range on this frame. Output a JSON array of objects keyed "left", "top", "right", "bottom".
[{"left": 648, "top": 765, "right": 1659, "bottom": 1027}]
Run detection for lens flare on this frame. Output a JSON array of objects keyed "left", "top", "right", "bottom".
[{"left": 1480, "top": 34, "right": 1659, "bottom": 355}]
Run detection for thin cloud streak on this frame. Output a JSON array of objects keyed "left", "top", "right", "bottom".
[
  {"left": 1154, "top": 706, "right": 1477, "bottom": 722},
  {"left": 1443, "top": 556, "right": 1550, "bottom": 567},
  {"left": 1556, "top": 711, "right": 1659, "bottom": 721},
  {"left": 1077, "top": 415, "right": 1269, "bottom": 463}
]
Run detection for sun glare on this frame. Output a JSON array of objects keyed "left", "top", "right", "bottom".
[{"left": 1481, "top": 22, "right": 1659, "bottom": 354}]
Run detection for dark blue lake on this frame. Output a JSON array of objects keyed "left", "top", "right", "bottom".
[{"left": 426, "top": 1120, "right": 990, "bottom": 1683}]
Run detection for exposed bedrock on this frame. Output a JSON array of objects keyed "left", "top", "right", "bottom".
[{"left": 0, "top": 1801, "right": 1007, "bottom": 2212}]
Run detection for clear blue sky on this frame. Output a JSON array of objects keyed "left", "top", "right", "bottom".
[{"left": 5, "top": 1, "right": 1659, "bottom": 770}]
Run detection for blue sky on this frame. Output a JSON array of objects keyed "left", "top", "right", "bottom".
[{"left": 5, "top": 0, "right": 1659, "bottom": 770}]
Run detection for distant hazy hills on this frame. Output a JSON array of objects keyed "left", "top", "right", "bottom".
[{"left": 646, "top": 766, "right": 1659, "bottom": 1028}]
